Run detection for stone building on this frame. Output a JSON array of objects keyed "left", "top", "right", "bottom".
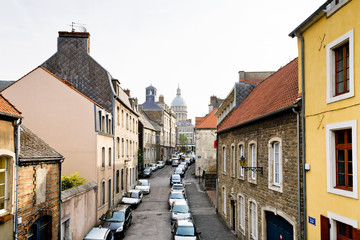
[
  {"left": 171, "top": 86, "right": 194, "bottom": 151},
  {"left": 216, "top": 59, "right": 304, "bottom": 239},
  {"left": 0, "top": 94, "right": 22, "bottom": 240},
  {"left": 138, "top": 109, "right": 158, "bottom": 168},
  {"left": 194, "top": 107, "right": 218, "bottom": 177},
  {"left": 140, "top": 85, "right": 176, "bottom": 161},
  {"left": 17, "top": 126, "right": 63, "bottom": 240}
]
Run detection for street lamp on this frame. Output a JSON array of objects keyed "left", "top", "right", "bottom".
[{"left": 239, "top": 155, "right": 263, "bottom": 174}]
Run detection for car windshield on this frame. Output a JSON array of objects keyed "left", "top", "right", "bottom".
[
  {"left": 175, "top": 169, "right": 182, "bottom": 173},
  {"left": 172, "top": 186, "right": 183, "bottom": 190},
  {"left": 138, "top": 180, "right": 149, "bottom": 186},
  {"left": 173, "top": 205, "right": 189, "bottom": 213},
  {"left": 125, "top": 192, "right": 139, "bottom": 198},
  {"left": 103, "top": 211, "right": 125, "bottom": 222},
  {"left": 170, "top": 192, "right": 184, "bottom": 199},
  {"left": 144, "top": 169, "right": 150, "bottom": 173},
  {"left": 176, "top": 226, "right": 195, "bottom": 236},
  {"left": 172, "top": 175, "right": 180, "bottom": 180},
  {"left": 157, "top": 161, "right": 163, "bottom": 164}
]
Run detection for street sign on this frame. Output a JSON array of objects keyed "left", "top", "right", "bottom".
[
  {"left": 308, "top": 216, "right": 316, "bottom": 226},
  {"left": 198, "top": 156, "right": 201, "bottom": 158}
]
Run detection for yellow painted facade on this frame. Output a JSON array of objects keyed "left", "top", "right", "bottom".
[{"left": 296, "top": 0, "right": 360, "bottom": 238}]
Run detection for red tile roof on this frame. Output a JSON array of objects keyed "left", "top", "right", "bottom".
[
  {"left": 0, "top": 94, "right": 22, "bottom": 118},
  {"left": 218, "top": 58, "right": 298, "bottom": 132},
  {"left": 195, "top": 108, "right": 218, "bottom": 129}
]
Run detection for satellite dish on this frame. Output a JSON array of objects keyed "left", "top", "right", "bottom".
[{"left": 79, "top": 26, "right": 87, "bottom": 32}]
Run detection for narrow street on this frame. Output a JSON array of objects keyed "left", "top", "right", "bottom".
[{"left": 124, "top": 163, "right": 236, "bottom": 240}]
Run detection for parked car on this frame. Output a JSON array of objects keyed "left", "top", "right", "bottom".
[
  {"left": 166, "top": 158, "right": 173, "bottom": 165},
  {"left": 121, "top": 189, "right": 143, "bottom": 208},
  {"left": 170, "top": 174, "right": 182, "bottom": 186},
  {"left": 172, "top": 159, "right": 180, "bottom": 167},
  {"left": 171, "top": 219, "right": 201, "bottom": 240},
  {"left": 170, "top": 199, "right": 192, "bottom": 225},
  {"left": 157, "top": 160, "right": 165, "bottom": 168},
  {"left": 171, "top": 184, "right": 185, "bottom": 194},
  {"left": 179, "top": 162, "right": 188, "bottom": 171},
  {"left": 135, "top": 179, "right": 151, "bottom": 194},
  {"left": 168, "top": 191, "right": 186, "bottom": 208},
  {"left": 174, "top": 167, "right": 185, "bottom": 178},
  {"left": 140, "top": 168, "right": 152, "bottom": 178},
  {"left": 149, "top": 163, "right": 158, "bottom": 172},
  {"left": 84, "top": 227, "right": 113, "bottom": 240},
  {"left": 99, "top": 205, "right": 132, "bottom": 239},
  {"left": 184, "top": 158, "right": 191, "bottom": 165}
]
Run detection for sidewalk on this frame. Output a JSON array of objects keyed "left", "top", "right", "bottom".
[{"left": 184, "top": 165, "right": 236, "bottom": 240}]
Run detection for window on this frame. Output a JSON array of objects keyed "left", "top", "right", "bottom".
[
  {"left": 101, "top": 147, "right": 105, "bottom": 168},
  {"left": 0, "top": 157, "right": 7, "bottom": 213},
  {"left": 325, "top": 212, "right": 359, "bottom": 240},
  {"left": 116, "top": 170, "right": 119, "bottom": 193},
  {"left": 223, "top": 146, "right": 226, "bottom": 173},
  {"left": 268, "top": 138, "right": 283, "bottom": 192},
  {"left": 105, "top": 115, "right": 109, "bottom": 133},
  {"left": 249, "top": 200, "right": 258, "bottom": 239},
  {"left": 232, "top": 145, "right": 235, "bottom": 177},
  {"left": 121, "top": 138, "right": 124, "bottom": 157},
  {"left": 248, "top": 142, "right": 257, "bottom": 182},
  {"left": 126, "top": 113, "right": 129, "bottom": 130},
  {"left": 238, "top": 144, "right": 244, "bottom": 179},
  {"left": 108, "top": 148, "right": 112, "bottom": 167},
  {"left": 223, "top": 187, "right": 226, "bottom": 215},
  {"left": 102, "top": 116, "right": 105, "bottom": 132},
  {"left": 238, "top": 194, "right": 245, "bottom": 232},
  {"left": 326, "top": 120, "right": 357, "bottom": 198},
  {"left": 117, "top": 137, "right": 120, "bottom": 159},
  {"left": 98, "top": 111, "right": 102, "bottom": 131},
  {"left": 326, "top": 29, "right": 354, "bottom": 103},
  {"left": 335, "top": 129, "right": 352, "bottom": 190},
  {"left": 337, "top": 221, "right": 353, "bottom": 239},
  {"left": 117, "top": 107, "right": 120, "bottom": 126},
  {"left": 121, "top": 169, "right": 124, "bottom": 190},
  {"left": 101, "top": 180, "right": 105, "bottom": 205},
  {"left": 122, "top": 110, "right": 124, "bottom": 128}
]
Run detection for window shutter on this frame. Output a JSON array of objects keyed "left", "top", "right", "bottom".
[
  {"left": 320, "top": 215, "right": 330, "bottom": 240},
  {"left": 353, "top": 228, "right": 360, "bottom": 240}
]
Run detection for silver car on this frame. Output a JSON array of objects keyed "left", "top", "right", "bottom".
[
  {"left": 170, "top": 199, "right": 192, "bottom": 225},
  {"left": 135, "top": 179, "right": 151, "bottom": 194},
  {"left": 83, "top": 227, "right": 113, "bottom": 240}
]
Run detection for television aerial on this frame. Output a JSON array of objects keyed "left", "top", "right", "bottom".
[{"left": 68, "top": 22, "right": 87, "bottom": 32}]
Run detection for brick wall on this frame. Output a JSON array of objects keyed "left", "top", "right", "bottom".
[
  {"left": 217, "top": 110, "right": 303, "bottom": 239},
  {"left": 17, "top": 162, "right": 61, "bottom": 239}
]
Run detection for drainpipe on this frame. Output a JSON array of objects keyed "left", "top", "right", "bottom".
[
  {"left": 292, "top": 107, "right": 301, "bottom": 240},
  {"left": 13, "top": 118, "right": 22, "bottom": 240},
  {"left": 59, "top": 157, "right": 64, "bottom": 240},
  {"left": 294, "top": 32, "right": 307, "bottom": 240},
  {"left": 112, "top": 96, "right": 116, "bottom": 208},
  {"left": 215, "top": 134, "right": 219, "bottom": 213}
]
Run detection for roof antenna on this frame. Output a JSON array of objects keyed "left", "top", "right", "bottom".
[{"left": 68, "top": 22, "right": 87, "bottom": 32}]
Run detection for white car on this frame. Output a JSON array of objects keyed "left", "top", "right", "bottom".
[
  {"left": 171, "top": 199, "right": 192, "bottom": 225},
  {"left": 168, "top": 191, "right": 186, "bottom": 209},
  {"left": 157, "top": 161, "right": 165, "bottom": 168},
  {"left": 171, "top": 219, "right": 200, "bottom": 240},
  {"left": 149, "top": 163, "right": 158, "bottom": 172},
  {"left": 121, "top": 189, "right": 143, "bottom": 208},
  {"left": 135, "top": 179, "right": 151, "bottom": 194},
  {"left": 171, "top": 183, "right": 185, "bottom": 194}
]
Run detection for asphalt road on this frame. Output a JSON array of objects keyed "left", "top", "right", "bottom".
[{"left": 124, "top": 165, "right": 173, "bottom": 240}]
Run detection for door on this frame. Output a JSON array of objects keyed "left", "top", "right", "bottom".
[
  {"left": 28, "top": 216, "right": 52, "bottom": 240},
  {"left": 266, "top": 211, "right": 293, "bottom": 240},
  {"left": 231, "top": 200, "right": 236, "bottom": 231}
]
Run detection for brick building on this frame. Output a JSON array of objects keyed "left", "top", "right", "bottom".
[
  {"left": 17, "top": 126, "right": 63, "bottom": 239},
  {"left": 216, "top": 59, "right": 304, "bottom": 239}
]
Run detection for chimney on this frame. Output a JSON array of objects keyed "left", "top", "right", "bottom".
[
  {"left": 124, "top": 89, "right": 131, "bottom": 97},
  {"left": 159, "top": 94, "right": 164, "bottom": 103},
  {"left": 58, "top": 31, "right": 91, "bottom": 54}
]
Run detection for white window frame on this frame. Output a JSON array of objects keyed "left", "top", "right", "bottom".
[
  {"left": 326, "top": 120, "right": 358, "bottom": 199},
  {"left": 326, "top": 29, "right": 354, "bottom": 104},
  {"left": 248, "top": 141, "right": 257, "bottom": 183},
  {"left": 326, "top": 0, "right": 351, "bottom": 17},
  {"left": 231, "top": 145, "right": 236, "bottom": 178},
  {"left": 223, "top": 146, "right": 226, "bottom": 173},
  {"left": 238, "top": 193, "right": 245, "bottom": 233},
  {"left": 0, "top": 157, "right": 7, "bottom": 214},
  {"left": 238, "top": 143, "right": 245, "bottom": 180},
  {"left": 223, "top": 186, "right": 227, "bottom": 215},
  {"left": 268, "top": 137, "right": 283, "bottom": 193},
  {"left": 248, "top": 199, "right": 258, "bottom": 240},
  {"left": 327, "top": 211, "right": 358, "bottom": 239}
]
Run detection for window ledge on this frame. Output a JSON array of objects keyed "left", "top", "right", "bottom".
[
  {"left": 0, "top": 213, "right": 13, "bottom": 223},
  {"left": 269, "top": 184, "right": 283, "bottom": 193},
  {"left": 326, "top": 0, "right": 351, "bottom": 17}
]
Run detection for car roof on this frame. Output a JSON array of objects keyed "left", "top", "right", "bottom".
[
  {"left": 138, "top": 179, "right": 149, "bottom": 182},
  {"left": 128, "top": 189, "right": 141, "bottom": 193},
  {"left": 172, "top": 184, "right": 183, "bottom": 187},
  {"left": 172, "top": 174, "right": 181, "bottom": 177},
  {"left": 173, "top": 199, "right": 188, "bottom": 206},
  {"left": 177, "top": 219, "right": 194, "bottom": 227},
  {"left": 84, "top": 227, "right": 110, "bottom": 239}
]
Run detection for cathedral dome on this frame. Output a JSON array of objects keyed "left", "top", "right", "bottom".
[{"left": 171, "top": 86, "right": 187, "bottom": 107}]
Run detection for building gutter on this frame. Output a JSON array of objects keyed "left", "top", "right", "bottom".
[
  {"left": 217, "top": 105, "right": 295, "bottom": 134},
  {"left": 292, "top": 107, "right": 302, "bottom": 240},
  {"left": 112, "top": 96, "right": 116, "bottom": 208},
  {"left": 13, "top": 118, "right": 22, "bottom": 240},
  {"left": 59, "top": 157, "right": 64, "bottom": 240}
]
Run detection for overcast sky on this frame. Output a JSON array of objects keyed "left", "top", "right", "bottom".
[{"left": 0, "top": 0, "right": 325, "bottom": 121}]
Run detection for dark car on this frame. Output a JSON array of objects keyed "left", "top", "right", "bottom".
[
  {"left": 100, "top": 205, "right": 132, "bottom": 239},
  {"left": 171, "top": 219, "right": 201, "bottom": 240},
  {"left": 170, "top": 174, "right": 182, "bottom": 186},
  {"left": 166, "top": 158, "right": 173, "bottom": 165},
  {"left": 140, "top": 168, "right": 152, "bottom": 178}
]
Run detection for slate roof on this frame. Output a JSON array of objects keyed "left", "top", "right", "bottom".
[
  {"left": 0, "top": 81, "right": 14, "bottom": 91},
  {"left": 218, "top": 58, "right": 298, "bottom": 132},
  {"left": 41, "top": 32, "right": 114, "bottom": 112},
  {"left": 195, "top": 108, "right": 217, "bottom": 129},
  {"left": 141, "top": 99, "right": 163, "bottom": 111},
  {"left": 177, "top": 120, "right": 194, "bottom": 127},
  {"left": 19, "top": 126, "right": 63, "bottom": 162},
  {"left": 0, "top": 94, "right": 22, "bottom": 118}
]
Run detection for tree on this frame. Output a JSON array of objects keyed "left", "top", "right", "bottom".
[
  {"left": 179, "top": 134, "right": 188, "bottom": 152},
  {"left": 61, "top": 172, "right": 86, "bottom": 191},
  {"left": 138, "top": 147, "right": 144, "bottom": 171}
]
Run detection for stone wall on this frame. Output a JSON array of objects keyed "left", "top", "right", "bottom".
[
  {"left": 195, "top": 129, "right": 217, "bottom": 177},
  {"left": 217, "top": 110, "right": 303, "bottom": 239}
]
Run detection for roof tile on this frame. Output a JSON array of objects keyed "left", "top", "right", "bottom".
[
  {"left": 0, "top": 94, "right": 21, "bottom": 118},
  {"left": 195, "top": 108, "right": 218, "bottom": 129}
]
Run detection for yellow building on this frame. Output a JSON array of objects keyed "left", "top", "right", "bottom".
[{"left": 290, "top": 0, "right": 360, "bottom": 239}]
